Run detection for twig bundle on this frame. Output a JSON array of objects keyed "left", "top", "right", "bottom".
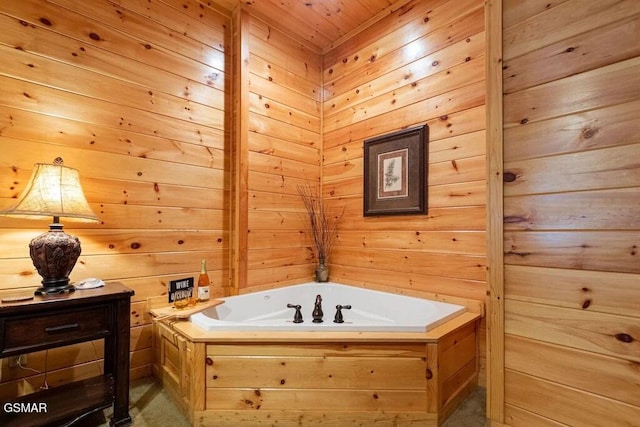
[{"left": 297, "top": 183, "right": 342, "bottom": 262}]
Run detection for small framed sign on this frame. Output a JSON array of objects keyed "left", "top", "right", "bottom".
[
  {"left": 168, "top": 277, "right": 194, "bottom": 304},
  {"left": 363, "top": 124, "right": 428, "bottom": 216}
]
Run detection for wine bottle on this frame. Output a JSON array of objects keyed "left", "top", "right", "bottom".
[{"left": 197, "top": 259, "right": 210, "bottom": 302}]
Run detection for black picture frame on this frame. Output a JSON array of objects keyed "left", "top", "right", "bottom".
[{"left": 363, "top": 124, "right": 428, "bottom": 216}]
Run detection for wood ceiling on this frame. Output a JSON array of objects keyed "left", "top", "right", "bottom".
[{"left": 213, "top": 0, "right": 412, "bottom": 52}]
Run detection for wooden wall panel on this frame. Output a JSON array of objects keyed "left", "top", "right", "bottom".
[
  {"left": 505, "top": 335, "right": 640, "bottom": 407},
  {"left": 505, "top": 265, "right": 640, "bottom": 318},
  {"left": 506, "top": 370, "right": 639, "bottom": 426},
  {"left": 501, "top": 0, "right": 640, "bottom": 424},
  {"left": 240, "top": 14, "right": 321, "bottom": 290},
  {"left": 503, "top": 100, "right": 640, "bottom": 162},
  {"left": 323, "top": 1, "right": 486, "bottom": 320},
  {"left": 322, "top": 0, "right": 486, "bottom": 382},
  {"left": 0, "top": 0, "right": 229, "bottom": 393}
]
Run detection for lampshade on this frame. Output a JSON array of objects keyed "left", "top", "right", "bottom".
[
  {"left": 0, "top": 157, "right": 99, "bottom": 295},
  {"left": 1, "top": 157, "right": 99, "bottom": 222}
]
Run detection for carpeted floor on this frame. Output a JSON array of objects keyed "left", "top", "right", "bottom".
[
  {"left": 85, "top": 377, "right": 486, "bottom": 426},
  {"left": 442, "top": 386, "right": 487, "bottom": 427}
]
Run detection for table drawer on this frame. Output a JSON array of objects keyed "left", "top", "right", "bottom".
[{"left": 2, "top": 305, "right": 111, "bottom": 355}]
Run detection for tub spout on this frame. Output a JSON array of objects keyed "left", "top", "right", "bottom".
[{"left": 312, "top": 294, "right": 323, "bottom": 323}]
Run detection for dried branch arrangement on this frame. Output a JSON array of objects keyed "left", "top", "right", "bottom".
[{"left": 297, "top": 183, "right": 343, "bottom": 263}]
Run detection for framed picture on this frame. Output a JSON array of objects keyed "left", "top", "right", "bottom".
[{"left": 363, "top": 124, "right": 428, "bottom": 216}]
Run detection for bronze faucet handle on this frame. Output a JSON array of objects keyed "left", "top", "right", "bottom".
[
  {"left": 333, "top": 304, "right": 352, "bottom": 323},
  {"left": 287, "top": 304, "right": 303, "bottom": 323}
]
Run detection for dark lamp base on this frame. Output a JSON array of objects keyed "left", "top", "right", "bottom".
[
  {"left": 35, "top": 283, "right": 76, "bottom": 296},
  {"left": 29, "top": 220, "right": 83, "bottom": 297}
]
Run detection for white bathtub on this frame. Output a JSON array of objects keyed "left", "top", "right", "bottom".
[{"left": 190, "top": 282, "right": 466, "bottom": 332}]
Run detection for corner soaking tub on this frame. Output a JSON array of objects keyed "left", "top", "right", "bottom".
[
  {"left": 153, "top": 282, "right": 481, "bottom": 426},
  {"left": 190, "top": 282, "right": 466, "bottom": 332}
]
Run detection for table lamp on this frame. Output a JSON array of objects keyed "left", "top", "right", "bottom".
[{"left": 0, "top": 157, "right": 99, "bottom": 295}]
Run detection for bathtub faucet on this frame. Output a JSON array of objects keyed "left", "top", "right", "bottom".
[{"left": 312, "top": 294, "right": 323, "bottom": 323}]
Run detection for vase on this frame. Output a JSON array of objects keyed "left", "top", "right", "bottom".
[{"left": 315, "top": 258, "right": 329, "bottom": 282}]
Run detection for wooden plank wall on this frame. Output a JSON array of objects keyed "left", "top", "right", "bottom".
[
  {"left": 0, "top": 0, "right": 229, "bottom": 395},
  {"left": 501, "top": 0, "right": 640, "bottom": 425},
  {"left": 322, "top": 0, "right": 487, "bottom": 381},
  {"left": 241, "top": 13, "right": 322, "bottom": 289}
]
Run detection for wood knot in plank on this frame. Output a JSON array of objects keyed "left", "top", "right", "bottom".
[
  {"left": 503, "top": 216, "right": 528, "bottom": 224},
  {"left": 615, "top": 333, "right": 634, "bottom": 343},
  {"left": 581, "top": 127, "right": 598, "bottom": 139},
  {"left": 503, "top": 171, "right": 517, "bottom": 182},
  {"left": 506, "top": 249, "right": 531, "bottom": 257}
]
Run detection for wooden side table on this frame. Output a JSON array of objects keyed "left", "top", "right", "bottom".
[{"left": 0, "top": 282, "right": 134, "bottom": 426}]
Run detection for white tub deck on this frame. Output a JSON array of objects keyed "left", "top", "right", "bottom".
[{"left": 190, "top": 282, "right": 466, "bottom": 332}]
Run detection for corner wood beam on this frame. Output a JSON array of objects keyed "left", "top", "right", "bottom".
[
  {"left": 231, "top": 7, "right": 250, "bottom": 295},
  {"left": 485, "top": 0, "right": 505, "bottom": 424}
]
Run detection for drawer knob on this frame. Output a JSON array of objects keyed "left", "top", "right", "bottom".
[{"left": 45, "top": 323, "right": 79, "bottom": 333}]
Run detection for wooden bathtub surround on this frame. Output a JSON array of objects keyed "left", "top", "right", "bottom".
[{"left": 153, "top": 310, "right": 480, "bottom": 426}]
